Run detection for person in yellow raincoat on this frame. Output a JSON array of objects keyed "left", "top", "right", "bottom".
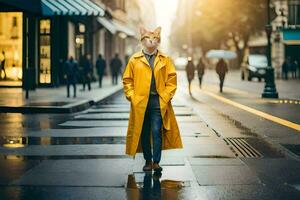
[{"left": 122, "top": 27, "right": 183, "bottom": 173}]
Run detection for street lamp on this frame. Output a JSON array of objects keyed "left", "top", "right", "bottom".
[{"left": 262, "top": 0, "right": 278, "bottom": 98}]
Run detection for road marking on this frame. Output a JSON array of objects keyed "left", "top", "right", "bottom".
[{"left": 200, "top": 90, "right": 300, "bottom": 132}]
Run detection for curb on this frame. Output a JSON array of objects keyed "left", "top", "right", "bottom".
[{"left": 0, "top": 87, "right": 123, "bottom": 114}]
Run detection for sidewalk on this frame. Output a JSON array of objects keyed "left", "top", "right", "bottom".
[
  {"left": 201, "top": 69, "right": 300, "bottom": 100},
  {"left": 0, "top": 76, "right": 122, "bottom": 113},
  {"left": 176, "top": 70, "right": 300, "bottom": 161}
]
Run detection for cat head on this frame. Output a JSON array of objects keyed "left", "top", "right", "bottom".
[{"left": 140, "top": 27, "right": 161, "bottom": 51}]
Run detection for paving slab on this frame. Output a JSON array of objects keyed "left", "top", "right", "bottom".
[
  {"left": 196, "top": 184, "right": 300, "bottom": 200},
  {"left": 0, "top": 187, "right": 127, "bottom": 200},
  {"left": 12, "top": 159, "right": 132, "bottom": 187},
  {"left": 0, "top": 159, "right": 41, "bottom": 185},
  {"left": 241, "top": 158, "right": 300, "bottom": 185},
  {"left": 179, "top": 122, "right": 217, "bottom": 135},
  {"left": 184, "top": 144, "right": 235, "bottom": 158},
  {"left": 59, "top": 120, "right": 129, "bottom": 127},
  {"left": 182, "top": 136, "right": 225, "bottom": 145},
  {"left": 21, "top": 127, "right": 127, "bottom": 137},
  {"left": 74, "top": 114, "right": 202, "bottom": 122},
  {"left": 188, "top": 158, "right": 244, "bottom": 166},
  {"left": 191, "top": 165, "right": 260, "bottom": 185},
  {"left": 0, "top": 144, "right": 126, "bottom": 156}
]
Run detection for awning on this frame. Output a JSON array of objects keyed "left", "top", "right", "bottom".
[
  {"left": 97, "top": 17, "right": 117, "bottom": 34},
  {"left": 283, "top": 29, "right": 300, "bottom": 45},
  {"left": 41, "top": 0, "right": 105, "bottom": 16},
  {"left": 113, "top": 21, "right": 136, "bottom": 37},
  {"left": 97, "top": 17, "right": 137, "bottom": 38}
]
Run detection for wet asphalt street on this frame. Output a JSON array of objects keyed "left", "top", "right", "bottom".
[{"left": 0, "top": 79, "right": 300, "bottom": 199}]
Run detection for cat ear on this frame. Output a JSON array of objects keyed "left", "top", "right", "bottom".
[
  {"left": 139, "top": 27, "right": 147, "bottom": 36},
  {"left": 154, "top": 27, "right": 161, "bottom": 35}
]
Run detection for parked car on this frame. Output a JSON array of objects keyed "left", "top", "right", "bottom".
[
  {"left": 241, "top": 54, "right": 268, "bottom": 81},
  {"left": 174, "top": 57, "right": 188, "bottom": 70}
]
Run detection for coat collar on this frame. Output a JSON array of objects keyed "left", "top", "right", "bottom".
[
  {"left": 133, "top": 50, "right": 167, "bottom": 69},
  {"left": 133, "top": 50, "right": 167, "bottom": 59}
]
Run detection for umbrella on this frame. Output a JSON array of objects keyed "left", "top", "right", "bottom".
[{"left": 206, "top": 50, "right": 237, "bottom": 60}]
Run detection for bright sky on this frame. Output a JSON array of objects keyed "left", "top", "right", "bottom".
[{"left": 153, "top": 0, "right": 179, "bottom": 53}]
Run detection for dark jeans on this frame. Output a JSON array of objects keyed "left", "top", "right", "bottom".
[
  {"left": 112, "top": 73, "right": 118, "bottom": 85},
  {"left": 82, "top": 74, "right": 91, "bottom": 91},
  {"left": 66, "top": 78, "right": 76, "bottom": 98},
  {"left": 198, "top": 75, "right": 203, "bottom": 88},
  {"left": 141, "top": 94, "right": 163, "bottom": 164},
  {"left": 98, "top": 73, "right": 104, "bottom": 88},
  {"left": 219, "top": 74, "right": 225, "bottom": 92}
]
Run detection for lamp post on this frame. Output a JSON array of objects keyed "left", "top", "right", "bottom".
[{"left": 262, "top": 0, "right": 278, "bottom": 98}]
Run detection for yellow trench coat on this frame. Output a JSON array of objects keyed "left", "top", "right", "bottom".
[{"left": 122, "top": 51, "right": 183, "bottom": 156}]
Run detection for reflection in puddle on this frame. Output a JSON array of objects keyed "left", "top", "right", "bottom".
[
  {"left": 0, "top": 136, "right": 126, "bottom": 148},
  {"left": 126, "top": 173, "right": 187, "bottom": 199},
  {"left": 1, "top": 137, "right": 25, "bottom": 148}
]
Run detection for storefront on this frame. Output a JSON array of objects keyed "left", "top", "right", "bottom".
[
  {"left": 0, "top": 12, "right": 23, "bottom": 86},
  {"left": 282, "top": 29, "right": 300, "bottom": 62},
  {"left": 0, "top": 0, "right": 105, "bottom": 88}
]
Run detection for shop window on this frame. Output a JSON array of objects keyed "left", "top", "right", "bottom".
[
  {"left": 0, "top": 12, "right": 23, "bottom": 85},
  {"left": 39, "top": 19, "right": 51, "bottom": 84}
]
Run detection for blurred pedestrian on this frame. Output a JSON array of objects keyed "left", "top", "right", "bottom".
[
  {"left": 291, "top": 59, "right": 297, "bottom": 79},
  {"left": 110, "top": 53, "right": 122, "bottom": 85},
  {"left": 64, "top": 56, "right": 78, "bottom": 98},
  {"left": 96, "top": 54, "right": 106, "bottom": 88},
  {"left": 0, "top": 51, "right": 7, "bottom": 79},
  {"left": 281, "top": 57, "right": 291, "bottom": 80},
  {"left": 82, "top": 54, "right": 92, "bottom": 91},
  {"left": 185, "top": 57, "right": 195, "bottom": 95},
  {"left": 196, "top": 57, "right": 206, "bottom": 88},
  {"left": 216, "top": 58, "right": 228, "bottom": 93}
]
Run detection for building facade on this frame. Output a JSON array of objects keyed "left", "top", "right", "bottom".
[
  {"left": 0, "top": 0, "right": 140, "bottom": 89},
  {"left": 272, "top": 0, "right": 300, "bottom": 77}
]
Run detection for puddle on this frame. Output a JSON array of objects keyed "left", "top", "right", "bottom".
[
  {"left": 129, "top": 173, "right": 190, "bottom": 189},
  {"left": 0, "top": 136, "right": 126, "bottom": 147}
]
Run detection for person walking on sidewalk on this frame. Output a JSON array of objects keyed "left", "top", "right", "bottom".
[
  {"left": 291, "top": 59, "right": 297, "bottom": 79},
  {"left": 64, "top": 56, "right": 78, "bottom": 98},
  {"left": 281, "top": 57, "right": 290, "bottom": 80},
  {"left": 122, "top": 27, "right": 183, "bottom": 174},
  {"left": 196, "top": 57, "right": 206, "bottom": 89},
  {"left": 82, "top": 54, "right": 92, "bottom": 91},
  {"left": 216, "top": 58, "right": 228, "bottom": 93},
  {"left": 96, "top": 54, "right": 106, "bottom": 88},
  {"left": 110, "top": 53, "right": 122, "bottom": 85},
  {"left": 185, "top": 57, "right": 195, "bottom": 95}
]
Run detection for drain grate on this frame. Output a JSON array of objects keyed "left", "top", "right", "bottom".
[{"left": 224, "top": 138, "right": 262, "bottom": 158}]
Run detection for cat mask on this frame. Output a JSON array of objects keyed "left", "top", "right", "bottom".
[{"left": 140, "top": 27, "right": 161, "bottom": 50}]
